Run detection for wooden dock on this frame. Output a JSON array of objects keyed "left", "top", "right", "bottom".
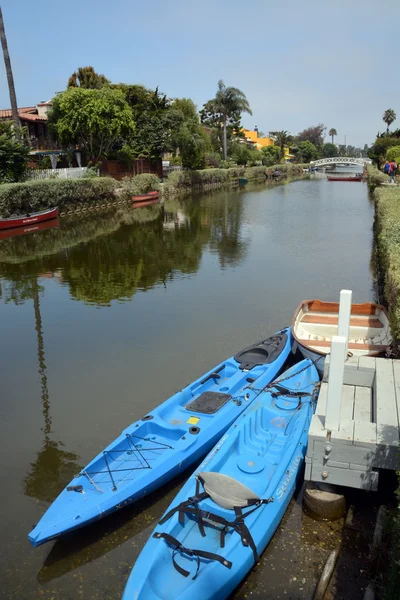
[{"left": 305, "top": 355, "right": 400, "bottom": 491}]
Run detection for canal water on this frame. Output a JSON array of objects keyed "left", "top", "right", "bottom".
[{"left": 0, "top": 175, "right": 374, "bottom": 599}]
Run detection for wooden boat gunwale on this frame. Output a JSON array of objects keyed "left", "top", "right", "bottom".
[
  {"left": 0, "top": 206, "right": 59, "bottom": 230},
  {"left": 131, "top": 190, "right": 159, "bottom": 203},
  {"left": 292, "top": 299, "right": 391, "bottom": 360}
]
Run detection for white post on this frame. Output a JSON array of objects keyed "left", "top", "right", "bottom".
[
  {"left": 338, "top": 289, "right": 352, "bottom": 355},
  {"left": 325, "top": 335, "right": 347, "bottom": 431}
]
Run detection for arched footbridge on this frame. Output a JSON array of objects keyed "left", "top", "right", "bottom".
[{"left": 310, "top": 157, "right": 372, "bottom": 168}]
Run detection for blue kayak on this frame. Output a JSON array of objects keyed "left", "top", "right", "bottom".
[
  {"left": 29, "top": 328, "right": 292, "bottom": 547},
  {"left": 122, "top": 359, "right": 319, "bottom": 600}
]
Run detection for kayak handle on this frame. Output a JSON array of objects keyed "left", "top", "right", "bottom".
[{"left": 200, "top": 364, "right": 224, "bottom": 385}]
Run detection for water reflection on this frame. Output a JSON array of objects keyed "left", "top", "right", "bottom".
[
  {"left": 1, "top": 275, "right": 81, "bottom": 503},
  {"left": 0, "top": 195, "right": 249, "bottom": 306}
]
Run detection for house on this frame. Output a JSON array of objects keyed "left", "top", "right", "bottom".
[
  {"left": 242, "top": 127, "right": 275, "bottom": 149},
  {"left": 0, "top": 101, "right": 58, "bottom": 151},
  {"left": 242, "top": 127, "right": 295, "bottom": 162}
]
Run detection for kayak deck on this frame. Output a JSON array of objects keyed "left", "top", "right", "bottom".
[
  {"left": 122, "top": 360, "right": 319, "bottom": 599},
  {"left": 29, "top": 329, "right": 292, "bottom": 547}
]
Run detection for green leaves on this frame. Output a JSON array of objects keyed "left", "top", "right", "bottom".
[
  {"left": 0, "top": 122, "right": 29, "bottom": 183},
  {"left": 49, "top": 87, "right": 135, "bottom": 161}
]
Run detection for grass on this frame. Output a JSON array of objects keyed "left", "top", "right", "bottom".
[
  {"left": 374, "top": 186, "right": 400, "bottom": 597},
  {"left": 367, "top": 164, "right": 389, "bottom": 190}
]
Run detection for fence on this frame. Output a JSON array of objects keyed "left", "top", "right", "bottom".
[
  {"left": 25, "top": 167, "right": 95, "bottom": 181},
  {"left": 162, "top": 165, "right": 183, "bottom": 176}
]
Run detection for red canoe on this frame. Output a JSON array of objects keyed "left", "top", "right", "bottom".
[
  {"left": 0, "top": 207, "right": 59, "bottom": 230},
  {"left": 327, "top": 176, "right": 362, "bottom": 182},
  {"left": 132, "top": 199, "right": 160, "bottom": 209},
  {"left": 0, "top": 218, "right": 60, "bottom": 241},
  {"left": 131, "top": 191, "right": 159, "bottom": 203}
]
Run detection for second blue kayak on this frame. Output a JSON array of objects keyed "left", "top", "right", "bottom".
[
  {"left": 122, "top": 359, "right": 319, "bottom": 600},
  {"left": 29, "top": 328, "right": 292, "bottom": 547}
]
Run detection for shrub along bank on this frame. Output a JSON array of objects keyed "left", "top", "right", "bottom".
[
  {"left": 373, "top": 185, "right": 400, "bottom": 599},
  {"left": 0, "top": 177, "right": 117, "bottom": 217},
  {"left": 366, "top": 164, "right": 388, "bottom": 190},
  {"left": 0, "top": 164, "right": 307, "bottom": 215},
  {"left": 162, "top": 163, "right": 307, "bottom": 197}
]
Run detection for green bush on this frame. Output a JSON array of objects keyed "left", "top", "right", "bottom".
[
  {"left": 0, "top": 177, "right": 117, "bottom": 216},
  {"left": 386, "top": 145, "right": 400, "bottom": 164},
  {"left": 120, "top": 173, "right": 160, "bottom": 196},
  {"left": 367, "top": 164, "right": 387, "bottom": 190},
  {"left": 375, "top": 186, "right": 400, "bottom": 342},
  {"left": 162, "top": 163, "right": 307, "bottom": 197}
]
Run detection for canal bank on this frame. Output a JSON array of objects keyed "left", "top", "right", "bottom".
[{"left": 0, "top": 176, "right": 377, "bottom": 599}]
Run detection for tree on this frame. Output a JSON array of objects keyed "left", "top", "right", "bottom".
[
  {"left": 322, "top": 142, "right": 338, "bottom": 158},
  {"left": 292, "top": 140, "right": 319, "bottom": 163},
  {"left": 0, "top": 7, "right": 19, "bottom": 127},
  {"left": 0, "top": 121, "right": 29, "bottom": 182},
  {"left": 67, "top": 66, "right": 110, "bottom": 89},
  {"left": 297, "top": 124, "right": 326, "bottom": 148},
  {"left": 383, "top": 109, "right": 396, "bottom": 133},
  {"left": 275, "top": 131, "right": 292, "bottom": 160},
  {"left": 112, "top": 84, "right": 170, "bottom": 159},
  {"left": 368, "top": 136, "right": 400, "bottom": 167},
  {"left": 260, "top": 145, "right": 280, "bottom": 166},
  {"left": 49, "top": 87, "right": 135, "bottom": 162},
  {"left": 329, "top": 128, "right": 337, "bottom": 144},
  {"left": 166, "top": 98, "right": 210, "bottom": 169},
  {"left": 201, "top": 80, "right": 252, "bottom": 160},
  {"left": 386, "top": 145, "right": 400, "bottom": 164}
]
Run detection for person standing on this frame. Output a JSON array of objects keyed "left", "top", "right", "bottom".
[
  {"left": 389, "top": 160, "right": 397, "bottom": 184},
  {"left": 384, "top": 160, "right": 391, "bottom": 177}
]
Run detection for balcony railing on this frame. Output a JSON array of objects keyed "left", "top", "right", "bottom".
[{"left": 26, "top": 136, "right": 62, "bottom": 151}]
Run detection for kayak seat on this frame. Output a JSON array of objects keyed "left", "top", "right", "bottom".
[
  {"left": 198, "top": 471, "right": 259, "bottom": 509},
  {"left": 233, "top": 331, "right": 288, "bottom": 370}
]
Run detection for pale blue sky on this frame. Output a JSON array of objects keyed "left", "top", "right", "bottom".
[{"left": 0, "top": 0, "right": 398, "bottom": 146}]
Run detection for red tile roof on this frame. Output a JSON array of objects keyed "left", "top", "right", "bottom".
[
  {"left": 0, "top": 107, "right": 47, "bottom": 121},
  {"left": 0, "top": 106, "right": 39, "bottom": 118},
  {"left": 19, "top": 113, "right": 48, "bottom": 122}
]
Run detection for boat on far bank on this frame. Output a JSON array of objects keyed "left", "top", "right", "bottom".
[
  {"left": 0, "top": 206, "right": 59, "bottom": 230},
  {"left": 292, "top": 299, "right": 392, "bottom": 375},
  {"left": 132, "top": 191, "right": 159, "bottom": 203},
  {"left": 238, "top": 177, "right": 248, "bottom": 185}
]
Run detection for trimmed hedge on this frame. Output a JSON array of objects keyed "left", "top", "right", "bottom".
[
  {"left": 0, "top": 177, "right": 118, "bottom": 216},
  {"left": 162, "top": 164, "right": 307, "bottom": 197},
  {"left": 374, "top": 186, "right": 400, "bottom": 344},
  {"left": 120, "top": 173, "right": 160, "bottom": 197},
  {"left": 367, "top": 164, "right": 388, "bottom": 190}
]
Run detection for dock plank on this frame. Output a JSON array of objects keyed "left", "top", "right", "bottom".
[
  {"left": 375, "top": 359, "right": 398, "bottom": 427},
  {"left": 391, "top": 360, "right": 400, "bottom": 428},
  {"left": 340, "top": 385, "right": 355, "bottom": 421},
  {"left": 354, "top": 386, "right": 372, "bottom": 422}
]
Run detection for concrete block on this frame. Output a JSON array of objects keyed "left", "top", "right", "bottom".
[
  {"left": 354, "top": 386, "right": 372, "bottom": 422},
  {"left": 358, "top": 356, "right": 376, "bottom": 371},
  {"left": 308, "top": 414, "right": 327, "bottom": 445},
  {"left": 326, "top": 459, "right": 350, "bottom": 469},
  {"left": 316, "top": 382, "right": 328, "bottom": 416},
  {"left": 331, "top": 419, "right": 354, "bottom": 444},
  {"left": 375, "top": 359, "right": 398, "bottom": 427},
  {"left": 310, "top": 461, "right": 379, "bottom": 491},
  {"left": 340, "top": 385, "right": 355, "bottom": 421},
  {"left": 354, "top": 421, "right": 377, "bottom": 447}
]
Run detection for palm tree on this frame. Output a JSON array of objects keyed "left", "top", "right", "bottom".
[
  {"left": 0, "top": 7, "right": 19, "bottom": 126},
  {"left": 329, "top": 128, "right": 337, "bottom": 144},
  {"left": 383, "top": 109, "right": 396, "bottom": 133},
  {"left": 203, "top": 80, "right": 252, "bottom": 160},
  {"left": 275, "top": 131, "right": 292, "bottom": 161}
]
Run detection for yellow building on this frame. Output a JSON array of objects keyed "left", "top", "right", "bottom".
[
  {"left": 241, "top": 128, "right": 294, "bottom": 162},
  {"left": 242, "top": 128, "right": 274, "bottom": 149}
]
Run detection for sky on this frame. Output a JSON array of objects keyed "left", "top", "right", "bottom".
[{"left": 0, "top": 0, "right": 399, "bottom": 147}]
